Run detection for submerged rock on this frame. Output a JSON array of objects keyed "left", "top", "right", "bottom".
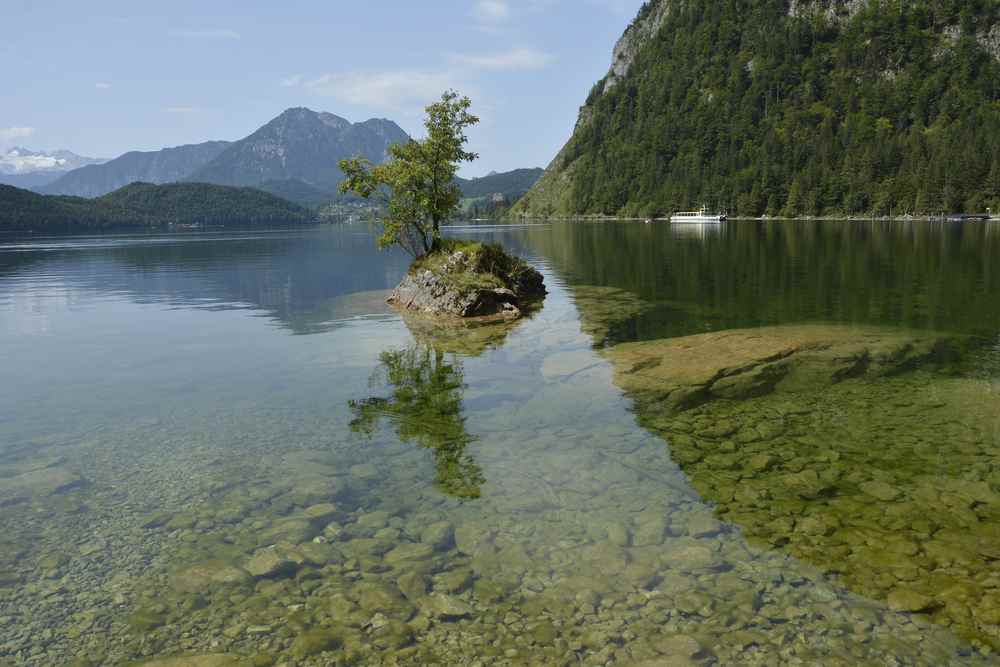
[
  {"left": 421, "top": 592, "right": 474, "bottom": 619},
  {"left": 138, "top": 656, "right": 241, "bottom": 667},
  {"left": 888, "top": 589, "right": 937, "bottom": 613},
  {"left": 420, "top": 521, "right": 455, "bottom": 550},
  {"left": 243, "top": 549, "right": 298, "bottom": 578},
  {"left": 171, "top": 561, "right": 250, "bottom": 593},
  {"left": 291, "top": 628, "right": 343, "bottom": 658},
  {"left": 387, "top": 242, "right": 545, "bottom": 320},
  {"left": 384, "top": 542, "right": 435, "bottom": 564}
]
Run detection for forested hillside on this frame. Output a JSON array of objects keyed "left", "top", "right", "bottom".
[
  {"left": 0, "top": 183, "right": 317, "bottom": 231},
  {"left": 515, "top": 0, "right": 1000, "bottom": 217}
]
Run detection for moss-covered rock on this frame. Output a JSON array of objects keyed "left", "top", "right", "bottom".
[
  {"left": 136, "top": 655, "right": 241, "bottom": 667},
  {"left": 290, "top": 627, "right": 343, "bottom": 659},
  {"left": 388, "top": 241, "right": 545, "bottom": 319}
]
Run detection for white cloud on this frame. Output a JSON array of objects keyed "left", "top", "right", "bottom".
[
  {"left": 281, "top": 74, "right": 304, "bottom": 87},
  {"left": 165, "top": 106, "right": 197, "bottom": 114},
  {"left": 475, "top": 0, "right": 511, "bottom": 23},
  {"left": 451, "top": 48, "right": 552, "bottom": 70},
  {"left": 0, "top": 127, "right": 35, "bottom": 142},
  {"left": 172, "top": 29, "right": 241, "bottom": 40},
  {"left": 95, "top": 82, "right": 112, "bottom": 90},
  {"left": 303, "top": 71, "right": 457, "bottom": 110}
]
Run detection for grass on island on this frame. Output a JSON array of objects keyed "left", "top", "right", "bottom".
[{"left": 410, "top": 240, "right": 533, "bottom": 297}]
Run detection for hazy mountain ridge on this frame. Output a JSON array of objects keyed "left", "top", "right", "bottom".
[
  {"left": 457, "top": 168, "right": 544, "bottom": 199},
  {"left": 28, "top": 108, "right": 538, "bottom": 210},
  {"left": 515, "top": 0, "right": 1000, "bottom": 217},
  {"left": 188, "top": 108, "right": 411, "bottom": 192},
  {"left": 42, "top": 141, "right": 232, "bottom": 197},
  {"left": 39, "top": 108, "right": 410, "bottom": 203},
  {"left": 0, "top": 172, "right": 71, "bottom": 190}
]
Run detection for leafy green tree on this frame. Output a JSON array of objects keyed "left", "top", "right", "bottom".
[{"left": 339, "top": 91, "right": 479, "bottom": 256}]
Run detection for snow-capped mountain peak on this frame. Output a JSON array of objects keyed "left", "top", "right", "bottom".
[{"left": 0, "top": 147, "right": 107, "bottom": 175}]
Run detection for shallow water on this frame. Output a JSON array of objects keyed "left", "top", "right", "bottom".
[{"left": 0, "top": 222, "right": 998, "bottom": 666}]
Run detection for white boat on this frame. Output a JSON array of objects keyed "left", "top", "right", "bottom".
[{"left": 670, "top": 207, "right": 726, "bottom": 223}]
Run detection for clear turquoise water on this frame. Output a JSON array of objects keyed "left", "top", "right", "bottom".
[{"left": 0, "top": 222, "right": 998, "bottom": 666}]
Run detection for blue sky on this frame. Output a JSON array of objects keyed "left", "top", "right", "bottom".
[{"left": 1, "top": 0, "right": 645, "bottom": 176}]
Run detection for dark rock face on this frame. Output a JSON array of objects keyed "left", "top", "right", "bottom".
[{"left": 387, "top": 249, "right": 545, "bottom": 320}]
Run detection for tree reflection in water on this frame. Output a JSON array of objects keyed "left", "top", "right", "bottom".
[{"left": 349, "top": 345, "right": 484, "bottom": 499}]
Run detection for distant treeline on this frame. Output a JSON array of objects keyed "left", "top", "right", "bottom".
[{"left": 0, "top": 182, "right": 318, "bottom": 231}]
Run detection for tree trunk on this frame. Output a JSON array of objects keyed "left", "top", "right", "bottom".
[{"left": 430, "top": 216, "right": 442, "bottom": 252}]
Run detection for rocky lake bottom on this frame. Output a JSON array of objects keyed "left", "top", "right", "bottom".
[{"left": 1, "top": 224, "right": 999, "bottom": 666}]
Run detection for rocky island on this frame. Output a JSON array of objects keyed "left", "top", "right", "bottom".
[
  {"left": 337, "top": 92, "right": 546, "bottom": 322},
  {"left": 387, "top": 241, "right": 545, "bottom": 320}
]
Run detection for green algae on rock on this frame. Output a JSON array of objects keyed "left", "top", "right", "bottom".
[
  {"left": 135, "top": 655, "right": 243, "bottom": 667},
  {"left": 605, "top": 323, "right": 967, "bottom": 412}
]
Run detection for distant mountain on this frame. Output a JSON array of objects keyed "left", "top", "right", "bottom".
[
  {"left": 0, "top": 182, "right": 316, "bottom": 231},
  {"left": 42, "top": 141, "right": 231, "bottom": 197},
  {"left": 0, "top": 148, "right": 108, "bottom": 190},
  {"left": 0, "top": 172, "right": 67, "bottom": 190},
  {"left": 457, "top": 168, "right": 544, "bottom": 199},
  {"left": 188, "top": 108, "right": 410, "bottom": 193},
  {"left": 0, "top": 147, "right": 106, "bottom": 175},
  {"left": 40, "top": 108, "right": 410, "bottom": 205},
  {"left": 456, "top": 168, "right": 544, "bottom": 219},
  {"left": 256, "top": 179, "right": 340, "bottom": 208}
]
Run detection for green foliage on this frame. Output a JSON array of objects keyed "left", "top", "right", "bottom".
[
  {"left": 349, "top": 346, "right": 484, "bottom": 499},
  {"left": 543, "top": 0, "right": 1000, "bottom": 217},
  {"left": 0, "top": 182, "right": 316, "bottom": 231},
  {"left": 339, "top": 91, "right": 479, "bottom": 256}
]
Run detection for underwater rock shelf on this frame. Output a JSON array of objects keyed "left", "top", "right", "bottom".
[
  {"left": 605, "top": 323, "right": 967, "bottom": 412},
  {"left": 602, "top": 323, "right": 1000, "bottom": 651}
]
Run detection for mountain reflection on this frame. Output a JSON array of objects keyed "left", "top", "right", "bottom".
[{"left": 0, "top": 229, "right": 411, "bottom": 335}]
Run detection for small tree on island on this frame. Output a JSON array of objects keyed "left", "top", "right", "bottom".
[{"left": 338, "top": 91, "right": 479, "bottom": 257}]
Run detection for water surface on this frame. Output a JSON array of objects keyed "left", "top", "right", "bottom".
[{"left": 1, "top": 222, "right": 998, "bottom": 666}]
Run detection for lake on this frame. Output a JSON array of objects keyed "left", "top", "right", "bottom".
[{"left": 1, "top": 221, "right": 998, "bottom": 666}]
